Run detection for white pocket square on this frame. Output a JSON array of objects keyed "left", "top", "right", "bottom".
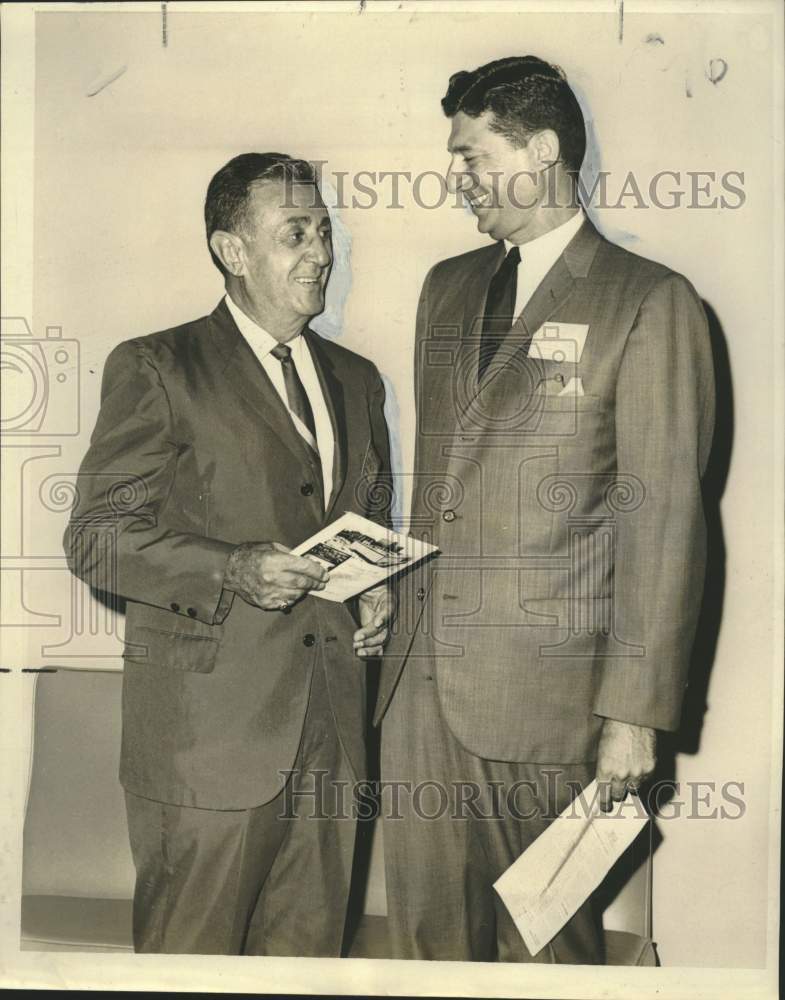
[
  {"left": 557, "top": 376, "right": 585, "bottom": 397},
  {"left": 529, "top": 322, "right": 589, "bottom": 363}
]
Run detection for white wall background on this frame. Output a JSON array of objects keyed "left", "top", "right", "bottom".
[{"left": 13, "top": 2, "right": 780, "bottom": 970}]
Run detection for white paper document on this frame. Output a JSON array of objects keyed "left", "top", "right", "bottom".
[
  {"left": 291, "top": 512, "right": 438, "bottom": 603},
  {"left": 493, "top": 780, "right": 649, "bottom": 956}
]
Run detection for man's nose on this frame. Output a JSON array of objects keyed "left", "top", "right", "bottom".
[{"left": 309, "top": 237, "right": 331, "bottom": 267}]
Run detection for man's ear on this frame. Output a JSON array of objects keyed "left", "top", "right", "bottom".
[
  {"left": 209, "top": 230, "right": 246, "bottom": 276},
  {"left": 529, "top": 128, "right": 562, "bottom": 170}
]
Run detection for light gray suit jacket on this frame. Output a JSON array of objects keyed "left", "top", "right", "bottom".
[{"left": 376, "top": 219, "right": 715, "bottom": 764}]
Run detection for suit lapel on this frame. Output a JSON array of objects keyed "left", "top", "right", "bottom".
[
  {"left": 415, "top": 248, "right": 501, "bottom": 456},
  {"left": 461, "top": 242, "right": 505, "bottom": 341},
  {"left": 519, "top": 217, "right": 603, "bottom": 338},
  {"left": 517, "top": 254, "right": 576, "bottom": 342},
  {"left": 303, "top": 328, "right": 347, "bottom": 519},
  {"left": 208, "top": 299, "right": 324, "bottom": 488}
]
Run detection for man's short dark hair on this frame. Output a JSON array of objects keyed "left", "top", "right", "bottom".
[
  {"left": 442, "top": 56, "right": 586, "bottom": 174},
  {"left": 204, "top": 152, "right": 317, "bottom": 274}
]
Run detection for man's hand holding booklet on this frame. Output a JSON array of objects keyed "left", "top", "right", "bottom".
[{"left": 292, "top": 511, "right": 439, "bottom": 603}]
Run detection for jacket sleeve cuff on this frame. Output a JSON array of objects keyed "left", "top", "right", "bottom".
[
  {"left": 593, "top": 654, "right": 688, "bottom": 732},
  {"left": 162, "top": 538, "right": 237, "bottom": 626}
]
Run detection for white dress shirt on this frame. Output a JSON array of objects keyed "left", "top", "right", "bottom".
[
  {"left": 505, "top": 209, "right": 585, "bottom": 321},
  {"left": 225, "top": 294, "right": 334, "bottom": 506}
]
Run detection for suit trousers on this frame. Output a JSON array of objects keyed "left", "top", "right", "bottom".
[
  {"left": 381, "top": 653, "right": 605, "bottom": 963},
  {"left": 124, "top": 650, "right": 357, "bottom": 955}
]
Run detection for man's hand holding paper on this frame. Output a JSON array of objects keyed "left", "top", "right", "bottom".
[{"left": 596, "top": 719, "right": 657, "bottom": 811}]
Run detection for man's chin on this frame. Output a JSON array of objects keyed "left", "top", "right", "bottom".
[
  {"left": 475, "top": 212, "right": 499, "bottom": 239},
  {"left": 296, "top": 289, "right": 325, "bottom": 311},
  {"left": 297, "top": 297, "right": 325, "bottom": 320}
]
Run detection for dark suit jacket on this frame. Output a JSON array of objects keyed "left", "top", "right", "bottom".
[
  {"left": 65, "top": 299, "right": 391, "bottom": 809},
  {"left": 376, "top": 219, "right": 715, "bottom": 764}
]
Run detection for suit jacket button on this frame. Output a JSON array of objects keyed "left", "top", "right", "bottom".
[
  {"left": 443, "top": 509, "right": 456, "bottom": 522},
  {"left": 303, "top": 633, "right": 316, "bottom": 647},
  {"left": 170, "top": 602, "right": 180, "bottom": 612},
  {"left": 416, "top": 588, "right": 426, "bottom": 601},
  {"left": 301, "top": 483, "right": 314, "bottom": 496},
  {"left": 187, "top": 607, "right": 197, "bottom": 618}
]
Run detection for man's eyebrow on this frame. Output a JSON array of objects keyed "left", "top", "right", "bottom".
[
  {"left": 448, "top": 143, "right": 478, "bottom": 155},
  {"left": 280, "top": 214, "right": 331, "bottom": 227}
]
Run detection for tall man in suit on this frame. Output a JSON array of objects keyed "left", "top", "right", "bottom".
[
  {"left": 65, "top": 153, "right": 394, "bottom": 955},
  {"left": 377, "top": 57, "right": 715, "bottom": 962}
]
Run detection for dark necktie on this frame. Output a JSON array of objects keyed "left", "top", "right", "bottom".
[
  {"left": 271, "top": 342, "right": 322, "bottom": 475},
  {"left": 478, "top": 244, "right": 521, "bottom": 381}
]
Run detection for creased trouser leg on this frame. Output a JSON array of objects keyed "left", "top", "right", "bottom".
[
  {"left": 125, "top": 651, "right": 357, "bottom": 955},
  {"left": 381, "top": 655, "right": 604, "bottom": 963}
]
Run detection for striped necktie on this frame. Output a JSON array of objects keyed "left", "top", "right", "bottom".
[{"left": 271, "top": 342, "right": 322, "bottom": 474}]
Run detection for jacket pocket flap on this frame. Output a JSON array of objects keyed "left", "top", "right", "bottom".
[{"left": 123, "top": 625, "right": 219, "bottom": 673}]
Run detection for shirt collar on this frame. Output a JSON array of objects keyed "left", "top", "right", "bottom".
[
  {"left": 504, "top": 208, "right": 585, "bottom": 263},
  {"left": 224, "top": 293, "right": 301, "bottom": 358}
]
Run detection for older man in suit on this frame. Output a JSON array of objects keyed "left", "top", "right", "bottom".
[
  {"left": 65, "top": 153, "right": 394, "bottom": 955},
  {"left": 377, "top": 57, "right": 715, "bottom": 963}
]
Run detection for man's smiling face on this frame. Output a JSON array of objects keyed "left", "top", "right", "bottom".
[
  {"left": 238, "top": 179, "right": 332, "bottom": 335},
  {"left": 446, "top": 110, "right": 542, "bottom": 242}
]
